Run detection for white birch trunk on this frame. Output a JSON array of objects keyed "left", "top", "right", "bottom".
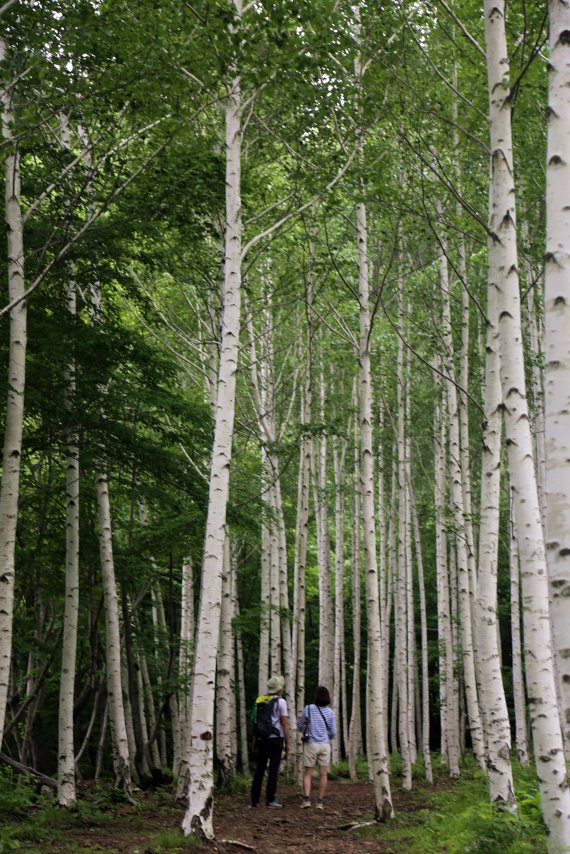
[
  {"left": 509, "top": 491, "right": 529, "bottom": 765},
  {"left": 522, "top": 219, "right": 546, "bottom": 525},
  {"left": 216, "top": 536, "right": 235, "bottom": 787},
  {"left": 97, "top": 472, "right": 132, "bottom": 791},
  {"left": 183, "top": 41, "right": 242, "bottom": 836},
  {"left": 357, "top": 199, "right": 393, "bottom": 819},
  {"left": 410, "top": 488, "right": 432, "bottom": 784},
  {"left": 177, "top": 557, "right": 194, "bottom": 781},
  {"left": 313, "top": 361, "right": 334, "bottom": 688},
  {"left": 434, "top": 376, "right": 460, "bottom": 777},
  {"left": 436, "top": 201, "right": 486, "bottom": 770},
  {"left": 57, "top": 270, "right": 80, "bottom": 806},
  {"left": 477, "top": 221, "right": 514, "bottom": 805},
  {"left": 545, "top": 0, "right": 570, "bottom": 756},
  {"left": 395, "top": 268, "right": 412, "bottom": 787},
  {"left": 348, "top": 413, "right": 362, "bottom": 780},
  {"left": 0, "top": 38, "right": 26, "bottom": 744},
  {"left": 234, "top": 589, "right": 249, "bottom": 776},
  {"left": 332, "top": 436, "right": 347, "bottom": 763},
  {"left": 404, "top": 399, "right": 416, "bottom": 768},
  {"left": 484, "top": 3, "right": 570, "bottom": 845}
]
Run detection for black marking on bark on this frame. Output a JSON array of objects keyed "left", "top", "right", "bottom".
[
  {"left": 554, "top": 295, "right": 567, "bottom": 306},
  {"left": 559, "top": 30, "right": 570, "bottom": 45},
  {"left": 545, "top": 251, "right": 562, "bottom": 267},
  {"left": 560, "top": 548, "right": 570, "bottom": 557},
  {"left": 200, "top": 731, "right": 213, "bottom": 741},
  {"left": 549, "top": 154, "right": 564, "bottom": 166},
  {"left": 499, "top": 310, "right": 513, "bottom": 321}
]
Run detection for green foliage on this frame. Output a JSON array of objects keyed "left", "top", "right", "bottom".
[
  {"left": 0, "top": 769, "right": 35, "bottom": 820},
  {"left": 356, "top": 757, "right": 546, "bottom": 854},
  {"left": 145, "top": 829, "right": 205, "bottom": 854}
]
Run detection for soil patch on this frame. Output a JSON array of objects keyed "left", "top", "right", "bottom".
[{"left": 34, "top": 778, "right": 433, "bottom": 853}]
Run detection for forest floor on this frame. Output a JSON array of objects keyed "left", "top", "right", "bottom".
[
  {"left": 3, "top": 759, "right": 548, "bottom": 854},
  {"left": 9, "top": 776, "right": 441, "bottom": 854}
]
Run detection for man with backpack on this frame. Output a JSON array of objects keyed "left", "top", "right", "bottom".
[{"left": 250, "top": 674, "right": 289, "bottom": 808}]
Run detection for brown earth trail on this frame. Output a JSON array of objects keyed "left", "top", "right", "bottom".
[{"left": 38, "top": 778, "right": 428, "bottom": 853}]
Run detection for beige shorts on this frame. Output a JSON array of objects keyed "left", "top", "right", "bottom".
[{"left": 302, "top": 742, "right": 331, "bottom": 768}]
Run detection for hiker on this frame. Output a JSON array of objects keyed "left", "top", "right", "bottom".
[
  {"left": 250, "top": 674, "right": 289, "bottom": 808},
  {"left": 297, "top": 685, "right": 337, "bottom": 809}
]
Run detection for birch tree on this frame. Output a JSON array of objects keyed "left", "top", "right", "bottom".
[
  {"left": 484, "top": 2, "right": 570, "bottom": 845},
  {"left": 544, "top": 0, "right": 570, "bottom": 754},
  {"left": 183, "top": 2, "right": 243, "bottom": 835},
  {"left": 0, "top": 36, "right": 26, "bottom": 746}
]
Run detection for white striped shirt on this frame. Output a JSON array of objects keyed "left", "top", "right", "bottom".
[{"left": 297, "top": 704, "right": 337, "bottom": 744}]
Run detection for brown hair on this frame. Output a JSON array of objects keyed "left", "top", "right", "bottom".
[{"left": 314, "top": 685, "right": 331, "bottom": 707}]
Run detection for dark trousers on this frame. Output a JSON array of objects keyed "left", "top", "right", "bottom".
[{"left": 251, "top": 736, "right": 283, "bottom": 805}]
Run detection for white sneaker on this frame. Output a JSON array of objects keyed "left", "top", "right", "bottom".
[
  {"left": 301, "top": 797, "right": 310, "bottom": 809},
  {"left": 316, "top": 799, "right": 324, "bottom": 810}
]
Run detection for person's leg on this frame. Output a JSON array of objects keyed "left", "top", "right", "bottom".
[
  {"left": 251, "top": 740, "right": 269, "bottom": 806},
  {"left": 317, "top": 765, "right": 328, "bottom": 800},
  {"left": 265, "top": 738, "right": 283, "bottom": 804},
  {"left": 303, "top": 765, "right": 313, "bottom": 798},
  {"left": 316, "top": 745, "right": 331, "bottom": 806}
]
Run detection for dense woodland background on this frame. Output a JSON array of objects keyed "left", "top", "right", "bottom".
[{"left": 1, "top": 1, "right": 570, "bottom": 851}]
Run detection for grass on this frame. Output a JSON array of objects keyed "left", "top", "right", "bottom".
[
  {"left": 144, "top": 828, "right": 205, "bottom": 853},
  {"left": 355, "top": 756, "right": 547, "bottom": 854},
  {"left": 0, "top": 754, "right": 549, "bottom": 854}
]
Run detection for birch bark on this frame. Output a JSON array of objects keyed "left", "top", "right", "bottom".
[
  {"left": 545, "top": 0, "right": 570, "bottom": 754},
  {"left": 476, "top": 244, "right": 514, "bottom": 806},
  {"left": 484, "top": 3, "right": 570, "bottom": 845},
  {"left": 55, "top": 113, "right": 80, "bottom": 806},
  {"left": 434, "top": 372, "right": 460, "bottom": 777},
  {"left": 347, "top": 412, "right": 362, "bottom": 780},
  {"left": 0, "top": 37, "right": 26, "bottom": 744},
  {"left": 509, "top": 491, "right": 529, "bottom": 766},
  {"left": 216, "top": 536, "right": 235, "bottom": 787},
  {"left": 183, "top": 24, "right": 242, "bottom": 833},
  {"left": 357, "top": 199, "right": 393, "bottom": 819},
  {"left": 57, "top": 268, "right": 80, "bottom": 806}
]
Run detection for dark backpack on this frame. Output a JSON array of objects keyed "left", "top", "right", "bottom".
[{"left": 252, "top": 695, "right": 280, "bottom": 739}]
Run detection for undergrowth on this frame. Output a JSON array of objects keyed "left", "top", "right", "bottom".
[{"left": 357, "top": 756, "right": 547, "bottom": 854}]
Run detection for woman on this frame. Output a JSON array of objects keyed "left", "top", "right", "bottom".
[{"left": 297, "top": 685, "right": 337, "bottom": 809}]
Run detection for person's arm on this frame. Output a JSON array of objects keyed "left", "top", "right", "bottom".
[
  {"left": 281, "top": 714, "right": 289, "bottom": 753},
  {"left": 328, "top": 709, "right": 337, "bottom": 739}
]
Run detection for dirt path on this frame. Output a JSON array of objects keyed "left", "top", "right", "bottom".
[
  {"left": 39, "top": 779, "right": 421, "bottom": 853},
  {"left": 213, "top": 779, "right": 387, "bottom": 853}
]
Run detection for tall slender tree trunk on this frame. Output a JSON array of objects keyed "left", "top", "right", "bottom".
[
  {"left": 434, "top": 373, "right": 460, "bottom": 777},
  {"left": 436, "top": 199, "right": 485, "bottom": 770},
  {"left": 509, "top": 490, "right": 529, "bottom": 766},
  {"left": 476, "top": 247, "right": 514, "bottom": 806},
  {"left": 183, "top": 35, "right": 242, "bottom": 835},
  {"left": 332, "top": 435, "right": 347, "bottom": 763},
  {"left": 313, "top": 361, "right": 334, "bottom": 688},
  {"left": 410, "top": 487, "right": 432, "bottom": 784},
  {"left": 395, "top": 269, "right": 412, "bottom": 789},
  {"left": 545, "top": 0, "right": 570, "bottom": 755},
  {"left": 216, "top": 536, "right": 235, "bottom": 787},
  {"left": 356, "top": 197, "right": 393, "bottom": 820},
  {"left": 0, "top": 38, "right": 26, "bottom": 745},
  {"left": 57, "top": 269, "right": 80, "bottom": 806},
  {"left": 347, "top": 412, "right": 362, "bottom": 780},
  {"left": 484, "top": 3, "right": 570, "bottom": 846}
]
